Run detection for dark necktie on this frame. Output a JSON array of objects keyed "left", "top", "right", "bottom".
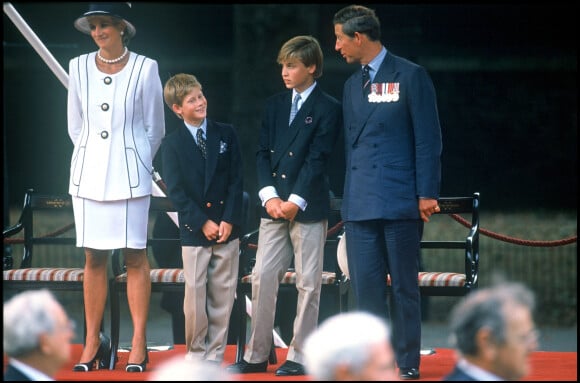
[
  {"left": 196, "top": 128, "right": 207, "bottom": 159},
  {"left": 362, "top": 65, "right": 370, "bottom": 95},
  {"left": 289, "top": 94, "right": 301, "bottom": 125}
]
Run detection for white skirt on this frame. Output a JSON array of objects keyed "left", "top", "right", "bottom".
[{"left": 72, "top": 195, "right": 150, "bottom": 250}]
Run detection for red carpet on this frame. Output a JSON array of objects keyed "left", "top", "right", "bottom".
[{"left": 4, "top": 344, "right": 577, "bottom": 381}]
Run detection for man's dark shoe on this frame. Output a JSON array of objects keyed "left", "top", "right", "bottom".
[
  {"left": 399, "top": 367, "right": 420, "bottom": 380},
  {"left": 226, "top": 360, "right": 268, "bottom": 373},
  {"left": 275, "top": 360, "right": 306, "bottom": 376}
]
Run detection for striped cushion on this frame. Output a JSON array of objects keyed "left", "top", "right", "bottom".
[
  {"left": 3, "top": 268, "right": 84, "bottom": 282},
  {"left": 241, "top": 271, "right": 337, "bottom": 285},
  {"left": 114, "top": 268, "right": 185, "bottom": 283},
  {"left": 386, "top": 272, "right": 466, "bottom": 287}
]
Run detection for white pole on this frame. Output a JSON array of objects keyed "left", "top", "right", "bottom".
[{"left": 3, "top": 2, "right": 69, "bottom": 89}]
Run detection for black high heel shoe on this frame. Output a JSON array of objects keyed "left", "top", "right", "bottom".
[
  {"left": 72, "top": 333, "right": 112, "bottom": 372},
  {"left": 126, "top": 348, "right": 149, "bottom": 373}
]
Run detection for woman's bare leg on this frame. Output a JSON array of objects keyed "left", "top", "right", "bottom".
[
  {"left": 78, "top": 248, "right": 108, "bottom": 363},
  {"left": 124, "top": 248, "right": 151, "bottom": 364}
]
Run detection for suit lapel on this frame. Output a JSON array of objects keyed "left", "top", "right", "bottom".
[
  {"left": 204, "top": 120, "right": 219, "bottom": 193},
  {"left": 177, "top": 126, "right": 200, "bottom": 165},
  {"left": 272, "top": 87, "right": 319, "bottom": 166},
  {"left": 272, "top": 92, "right": 294, "bottom": 165},
  {"left": 176, "top": 125, "right": 206, "bottom": 189}
]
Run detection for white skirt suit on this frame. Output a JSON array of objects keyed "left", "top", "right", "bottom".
[{"left": 67, "top": 51, "right": 165, "bottom": 250}]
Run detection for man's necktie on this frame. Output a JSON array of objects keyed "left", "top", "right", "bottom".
[
  {"left": 289, "top": 94, "right": 301, "bottom": 125},
  {"left": 196, "top": 128, "right": 207, "bottom": 159},
  {"left": 362, "top": 65, "right": 370, "bottom": 95}
]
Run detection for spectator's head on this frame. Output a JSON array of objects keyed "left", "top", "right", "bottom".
[
  {"left": 4, "top": 289, "right": 75, "bottom": 377},
  {"left": 448, "top": 282, "right": 538, "bottom": 380},
  {"left": 304, "top": 311, "right": 397, "bottom": 381},
  {"left": 148, "top": 355, "right": 232, "bottom": 381}
]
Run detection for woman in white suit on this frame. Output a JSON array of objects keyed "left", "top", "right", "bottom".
[{"left": 67, "top": 3, "right": 164, "bottom": 373}]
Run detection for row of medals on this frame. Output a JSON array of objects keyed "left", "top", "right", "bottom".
[{"left": 368, "top": 82, "right": 400, "bottom": 103}]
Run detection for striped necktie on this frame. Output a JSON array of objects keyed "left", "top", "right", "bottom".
[
  {"left": 289, "top": 94, "right": 301, "bottom": 125},
  {"left": 362, "top": 65, "right": 371, "bottom": 95}
]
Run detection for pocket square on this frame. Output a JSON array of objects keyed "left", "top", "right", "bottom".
[{"left": 219, "top": 140, "right": 228, "bottom": 153}]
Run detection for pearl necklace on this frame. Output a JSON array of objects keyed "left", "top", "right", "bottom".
[{"left": 97, "top": 47, "right": 128, "bottom": 64}]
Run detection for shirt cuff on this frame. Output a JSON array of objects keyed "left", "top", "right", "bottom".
[
  {"left": 258, "top": 186, "right": 278, "bottom": 207},
  {"left": 288, "top": 194, "right": 307, "bottom": 211}
]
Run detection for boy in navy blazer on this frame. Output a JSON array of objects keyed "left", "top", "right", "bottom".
[
  {"left": 227, "top": 35, "right": 342, "bottom": 376},
  {"left": 161, "top": 73, "right": 243, "bottom": 363}
]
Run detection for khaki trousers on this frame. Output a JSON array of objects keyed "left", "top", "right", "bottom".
[
  {"left": 182, "top": 239, "right": 239, "bottom": 362},
  {"left": 244, "top": 218, "right": 326, "bottom": 364}
]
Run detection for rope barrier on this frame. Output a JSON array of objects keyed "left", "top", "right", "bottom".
[
  {"left": 3, "top": 222, "right": 75, "bottom": 245},
  {"left": 449, "top": 214, "right": 577, "bottom": 247},
  {"left": 3, "top": 215, "right": 576, "bottom": 248}
]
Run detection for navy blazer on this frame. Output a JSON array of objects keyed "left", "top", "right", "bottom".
[
  {"left": 161, "top": 119, "right": 244, "bottom": 246},
  {"left": 341, "top": 51, "right": 442, "bottom": 221},
  {"left": 4, "top": 364, "right": 34, "bottom": 381},
  {"left": 256, "top": 85, "right": 342, "bottom": 222}
]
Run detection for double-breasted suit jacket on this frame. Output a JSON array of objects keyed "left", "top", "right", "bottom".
[
  {"left": 67, "top": 52, "right": 165, "bottom": 200},
  {"left": 341, "top": 51, "right": 442, "bottom": 222},
  {"left": 161, "top": 120, "right": 244, "bottom": 246},
  {"left": 257, "top": 85, "right": 342, "bottom": 221},
  {"left": 340, "top": 50, "right": 442, "bottom": 370}
]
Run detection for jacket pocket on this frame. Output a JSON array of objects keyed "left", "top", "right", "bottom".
[
  {"left": 71, "top": 147, "right": 85, "bottom": 186},
  {"left": 125, "top": 148, "right": 140, "bottom": 188}
]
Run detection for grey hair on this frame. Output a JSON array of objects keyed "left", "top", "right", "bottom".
[
  {"left": 148, "top": 356, "right": 233, "bottom": 381},
  {"left": 448, "top": 282, "right": 536, "bottom": 356},
  {"left": 3, "top": 289, "right": 60, "bottom": 357},
  {"left": 333, "top": 4, "right": 381, "bottom": 41},
  {"left": 303, "top": 311, "right": 391, "bottom": 380}
]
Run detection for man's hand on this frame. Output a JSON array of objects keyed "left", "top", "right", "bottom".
[
  {"left": 419, "top": 198, "right": 440, "bottom": 223},
  {"left": 216, "top": 221, "right": 233, "bottom": 243},
  {"left": 280, "top": 201, "right": 299, "bottom": 221},
  {"left": 265, "top": 197, "right": 284, "bottom": 219},
  {"left": 201, "top": 219, "right": 220, "bottom": 240}
]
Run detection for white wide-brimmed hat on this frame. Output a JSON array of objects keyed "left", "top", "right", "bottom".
[{"left": 74, "top": 3, "right": 136, "bottom": 38}]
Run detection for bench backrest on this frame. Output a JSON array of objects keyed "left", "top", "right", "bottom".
[
  {"left": 418, "top": 192, "right": 480, "bottom": 295},
  {"left": 4, "top": 189, "right": 76, "bottom": 270}
]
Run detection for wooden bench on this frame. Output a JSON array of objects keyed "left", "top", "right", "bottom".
[
  {"left": 3, "top": 189, "right": 83, "bottom": 293},
  {"left": 414, "top": 193, "right": 480, "bottom": 296},
  {"left": 3, "top": 189, "right": 86, "bottom": 337},
  {"left": 337, "top": 193, "right": 480, "bottom": 297}
]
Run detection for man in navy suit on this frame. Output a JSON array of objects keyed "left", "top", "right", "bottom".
[
  {"left": 161, "top": 73, "right": 244, "bottom": 364},
  {"left": 4, "top": 290, "right": 75, "bottom": 381},
  {"left": 227, "top": 35, "right": 342, "bottom": 376},
  {"left": 443, "top": 282, "right": 539, "bottom": 381},
  {"left": 333, "top": 5, "right": 443, "bottom": 380}
]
